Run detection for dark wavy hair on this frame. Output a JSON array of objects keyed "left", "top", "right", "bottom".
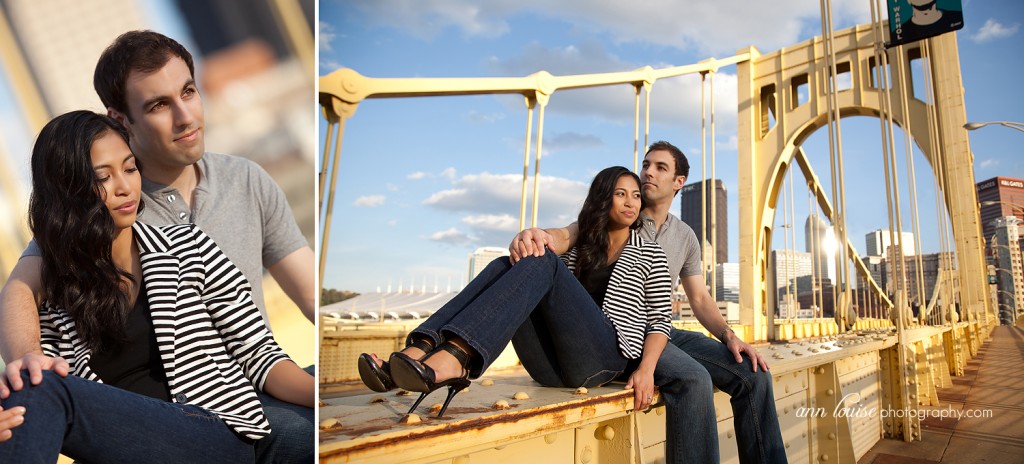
[
  {"left": 574, "top": 166, "right": 643, "bottom": 281},
  {"left": 29, "top": 110, "right": 145, "bottom": 351}
]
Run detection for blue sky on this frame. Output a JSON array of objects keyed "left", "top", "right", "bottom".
[{"left": 319, "top": 0, "right": 1024, "bottom": 294}]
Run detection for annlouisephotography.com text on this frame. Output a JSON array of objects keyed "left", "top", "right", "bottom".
[{"left": 796, "top": 393, "right": 993, "bottom": 420}]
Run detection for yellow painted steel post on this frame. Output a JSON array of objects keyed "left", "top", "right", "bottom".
[
  {"left": 643, "top": 81, "right": 651, "bottom": 158},
  {"left": 519, "top": 96, "right": 536, "bottom": 232},
  {"left": 530, "top": 95, "right": 549, "bottom": 228},
  {"left": 268, "top": 0, "right": 314, "bottom": 72},
  {"left": 700, "top": 72, "right": 707, "bottom": 286},
  {"left": 710, "top": 68, "right": 718, "bottom": 302},
  {"left": 319, "top": 102, "right": 349, "bottom": 285},
  {"left": 318, "top": 107, "right": 337, "bottom": 210},
  {"left": 633, "top": 85, "right": 641, "bottom": 173}
]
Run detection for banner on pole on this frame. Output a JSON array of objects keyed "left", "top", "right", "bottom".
[{"left": 886, "top": 0, "right": 964, "bottom": 48}]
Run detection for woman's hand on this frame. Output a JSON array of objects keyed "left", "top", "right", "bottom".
[
  {"left": 0, "top": 405, "right": 26, "bottom": 442},
  {"left": 508, "top": 228, "right": 554, "bottom": 264},
  {"left": 625, "top": 367, "right": 657, "bottom": 411}
]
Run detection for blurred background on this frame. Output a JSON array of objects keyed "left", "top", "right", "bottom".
[{"left": 0, "top": 0, "right": 316, "bottom": 367}]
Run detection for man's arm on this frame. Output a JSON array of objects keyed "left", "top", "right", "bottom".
[
  {"left": 263, "top": 360, "right": 315, "bottom": 408},
  {"left": 508, "top": 223, "right": 580, "bottom": 263},
  {"left": 0, "top": 257, "right": 43, "bottom": 362},
  {"left": 679, "top": 274, "right": 770, "bottom": 372},
  {"left": 266, "top": 247, "right": 315, "bottom": 323},
  {"left": 0, "top": 256, "right": 69, "bottom": 397}
]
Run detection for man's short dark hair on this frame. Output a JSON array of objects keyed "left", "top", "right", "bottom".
[
  {"left": 646, "top": 140, "right": 689, "bottom": 178},
  {"left": 94, "top": 30, "right": 194, "bottom": 122}
]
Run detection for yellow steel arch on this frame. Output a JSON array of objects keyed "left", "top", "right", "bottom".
[{"left": 737, "top": 24, "right": 992, "bottom": 342}]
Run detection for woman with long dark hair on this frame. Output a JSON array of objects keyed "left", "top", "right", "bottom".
[
  {"left": 359, "top": 166, "right": 673, "bottom": 416},
  {"left": 0, "top": 110, "right": 312, "bottom": 463}
]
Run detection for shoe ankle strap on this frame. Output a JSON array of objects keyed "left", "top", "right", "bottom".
[
  {"left": 438, "top": 341, "right": 471, "bottom": 368},
  {"left": 408, "top": 337, "right": 435, "bottom": 353}
]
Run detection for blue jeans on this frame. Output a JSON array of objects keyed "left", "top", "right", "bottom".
[
  {"left": 411, "top": 253, "right": 627, "bottom": 386},
  {"left": 254, "top": 365, "right": 315, "bottom": 463},
  {"left": 658, "top": 329, "right": 787, "bottom": 464},
  {"left": 0, "top": 371, "right": 254, "bottom": 463}
]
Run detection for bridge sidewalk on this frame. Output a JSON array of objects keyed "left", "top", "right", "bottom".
[{"left": 858, "top": 325, "right": 1024, "bottom": 464}]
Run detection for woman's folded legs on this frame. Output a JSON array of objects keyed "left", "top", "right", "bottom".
[{"left": 0, "top": 371, "right": 254, "bottom": 464}]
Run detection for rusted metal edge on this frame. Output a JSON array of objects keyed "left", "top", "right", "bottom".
[{"left": 320, "top": 389, "right": 634, "bottom": 459}]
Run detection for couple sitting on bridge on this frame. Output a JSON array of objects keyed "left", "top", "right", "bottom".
[
  {"left": 360, "top": 142, "right": 789, "bottom": 463},
  {"left": 0, "top": 32, "right": 315, "bottom": 463}
]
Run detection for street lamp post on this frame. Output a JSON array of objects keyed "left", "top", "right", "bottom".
[{"left": 964, "top": 121, "right": 1024, "bottom": 133}]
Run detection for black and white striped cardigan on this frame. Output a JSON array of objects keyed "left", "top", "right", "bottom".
[
  {"left": 39, "top": 222, "right": 290, "bottom": 440},
  {"left": 560, "top": 229, "right": 674, "bottom": 359}
]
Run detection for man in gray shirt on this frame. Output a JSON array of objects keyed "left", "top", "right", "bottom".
[
  {"left": 510, "top": 141, "right": 787, "bottom": 463},
  {"left": 0, "top": 31, "right": 314, "bottom": 463}
]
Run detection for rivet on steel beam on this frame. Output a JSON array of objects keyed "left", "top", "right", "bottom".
[
  {"left": 598, "top": 425, "right": 615, "bottom": 441},
  {"left": 826, "top": 389, "right": 834, "bottom": 396},
  {"left": 454, "top": 456, "right": 470, "bottom": 464},
  {"left": 828, "top": 432, "right": 836, "bottom": 440},
  {"left": 545, "top": 433, "right": 558, "bottom": 444},
  {"left": 820, "top": 453, "right": 830, "bottom": 461},
  {"left": 581, "top": 446, "right": 593, "bottom": 464}
]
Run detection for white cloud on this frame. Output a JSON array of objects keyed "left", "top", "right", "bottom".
[
  {"left": 347, "top": 0, "right": 870, "bottom": 56},
  {"left": 387, "top": 219, "right": 399, "bottom": 226},
  {"left": 407, "top": 171, "right": 429, "bottom": 180},
  {"left": 462, "top": 214, "right": 519, "bottom": 233},
  {"left": 319, "top": 21, "right": 336, "bottom": 52},
  {"left": 386, "top": 183, "right": 400, "bottom": 192},
  {"left": 423, "top": 171, "right": 589, "bottom": 245},
  {"left": 441, "top": 167, "right": 457, "bottom": 180},
  {"left": 354, "top": 195, "right": 386, "bottom": 207},
  {"left": 979, "top": 159, "right": 999, "bottom": 169},
  {"left": 429, "top": 228, "right": 477, "bottom": 246},
  {"left": 971, "top": 19, "right": 1019, "bottom": 44},
  {"left": 467, "top": 110, "right": 506, "bottom": 124}
]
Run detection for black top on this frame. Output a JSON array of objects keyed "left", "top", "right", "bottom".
[
  {"left": 90, "top": 283, "right": 171, "bottom": 402},
  {"left": 582, "top": 262, "right": 617, "bottom": 306}
]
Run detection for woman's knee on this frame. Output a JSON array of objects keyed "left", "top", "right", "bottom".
[{"left": 1, "top": 370, "right": 69, "bottom": 407}]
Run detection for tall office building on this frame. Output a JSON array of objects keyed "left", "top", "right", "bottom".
[
  {"left": 769, "top": 250, "right": 813, "bottom": 317},
  {"left": 1, "top": 0, "right": 148, "bottom": 115},
  {"left": 173, "top": 0, "right": 309, "bottom": 60},
  {"left": 977, "top": 176, "right": 1024, "bottom": 248},
  {"left": 679, "top": 179, "right": 727, "bottom": 264},
  {"left": 992, "top": 217, "right": 1024, "bottom": 323},
  {"left": 804, "top": 215, "right": 835, "bottom": 282},
  {"left": 467, "top": 247, "right": 509, "bottom": 280},
  {"left": 715, "top": 263, "right": 740, "bottom": 303},
  {"left": 865, "top": 229, "right": 916, "bottom": 257}
]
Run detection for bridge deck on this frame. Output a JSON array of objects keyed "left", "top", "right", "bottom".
[{"left": 859, "top": 325, "right": 1024, "bottom": 464}]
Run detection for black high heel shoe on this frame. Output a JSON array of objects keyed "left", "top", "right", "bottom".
[
  {"left": 358, "top": 338, "right": 435, "bottom": 392},
  {"left": 389, "top": 341, "right": 472, "bottom": 417}
]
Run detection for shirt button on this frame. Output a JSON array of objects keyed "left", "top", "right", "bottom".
[
  {"left": 167, "top": 194, "right": 176, "bottom": 202},
  {"left": 178, "top": 211, "right": 188, "bottom": 220},
  {"left": 175, "top": 393, "right": 188, "bottom": 403}
]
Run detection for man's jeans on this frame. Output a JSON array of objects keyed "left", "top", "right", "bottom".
[
  {"left": 0, "top": 371, "right": 254, "bottom": 463},
  {"left": 254, "top": 365, "right": 315, "bottom": 463},
  {"left": 657, "top": 329, "right": 788, "bottom": 464},
  {"left": 412, "top": 253, "right": 627, "bottom": 387}
]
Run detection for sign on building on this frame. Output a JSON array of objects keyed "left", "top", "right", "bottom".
[{"left": 887, "top": 0, "right": 964, "bottom": 48}]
